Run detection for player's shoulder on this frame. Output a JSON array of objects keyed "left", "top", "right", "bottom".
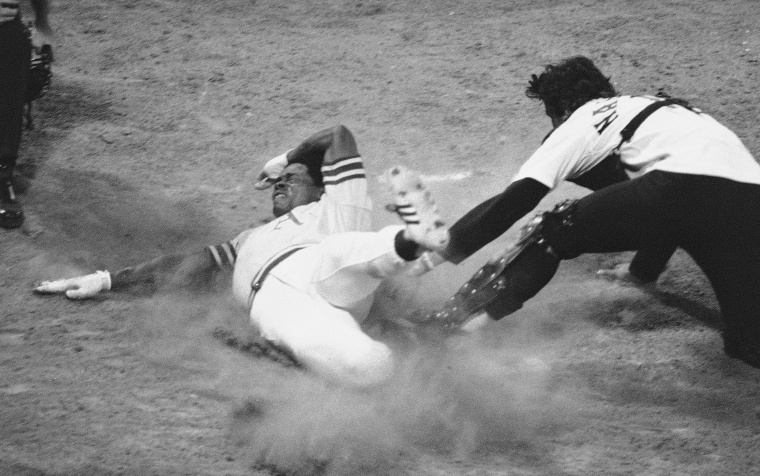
[{"left": 230, "top": 227, "right": 257, "bottom": 248}]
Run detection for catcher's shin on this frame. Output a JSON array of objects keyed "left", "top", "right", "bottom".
[{"left": 426, "top": 199, "right": 575, "bottom": 328}]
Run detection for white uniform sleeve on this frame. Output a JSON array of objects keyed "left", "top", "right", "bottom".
[
  {"left": 512, "top": 118, "right": 604, "bottom": 190},
  {"left": 317, "top": 155, "right": 373, "bottom": 233}
]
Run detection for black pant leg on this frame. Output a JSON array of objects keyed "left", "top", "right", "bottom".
[
  {"left": 547, "top": 170, "right": 678, "bottom": 258},
  {"left": 0, "top": 18, "right": 31, "bottom": 170},
  {"left": 672, "top": 175, "right": 760, "bottom": 339}
]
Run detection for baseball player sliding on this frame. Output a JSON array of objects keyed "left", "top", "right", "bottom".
[{"left": 35, "top": 125, "right": 449, "bottom": 388}]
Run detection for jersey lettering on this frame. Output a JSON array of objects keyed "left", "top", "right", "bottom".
[
  {"left": 594, "top": 112, "right": 618, "bottom": 134},
  {"left": 592, "top": 98, "right": 619, "bottom": 134}
]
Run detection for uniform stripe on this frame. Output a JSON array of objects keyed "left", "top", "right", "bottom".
[
  {"left": 394, "top": 204, "right": 420, "bottom": 223},
  {"left": 322, "top": 156, "right": 365, "bottom": 186},
  {"left": 221, "top": 242, "right": 237, "bottom": 265},
  {"left": 321, "top": 156, "right": 363, "bottom": 175},
  {"left": 322, "top": 161, "right": 364, "bottom": 177},
  {"left": 323, "top": 170, "right": 366, "bottom": 185},
  {"left": 207, "top": 242, "right": 236, "bottom": 269},
  {"left": 207, "top": 246, "right": 224, "bottom": 269}
]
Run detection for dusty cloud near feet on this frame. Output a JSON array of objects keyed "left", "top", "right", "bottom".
[{"left": 133, "top": 288, "right": 579, "bottom": 476}]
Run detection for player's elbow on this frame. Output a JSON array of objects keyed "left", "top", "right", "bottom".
[{"left": 329, "top": 124, "right": 360, "bottom": 159}]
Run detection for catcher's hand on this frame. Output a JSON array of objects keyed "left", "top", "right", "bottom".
[
  {"left": 34, "top": 270, "right": 111, "bottom": 299},
  {"left": 253, "top": 150, "right": 291, "bottom": 190}
]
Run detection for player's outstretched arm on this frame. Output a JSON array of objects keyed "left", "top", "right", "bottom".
[{"left": 34, "top": 249, "right": 219, "bottom": 300}]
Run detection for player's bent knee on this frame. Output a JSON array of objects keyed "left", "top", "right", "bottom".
[
  {"left": 298, "top": 339, "right": 395, "bottom": 389},
  {"left": 346, "top": 342, "right": 395, "bottom": 388}
]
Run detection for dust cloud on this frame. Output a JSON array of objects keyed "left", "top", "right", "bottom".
[{"left": 132, "top": 272, "right": 582, "bottom": 476}]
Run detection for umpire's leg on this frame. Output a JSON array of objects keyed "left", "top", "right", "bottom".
[{"left": 0, "top": 17, "right": 31, "bottom": 228}]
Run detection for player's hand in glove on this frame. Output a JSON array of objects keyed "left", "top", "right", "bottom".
[
  {"left": 34, "top": 270, "right": 112, "bottom": 299},
  {"left": 253, "top": 150, "right": 291, "bottom": 190}
]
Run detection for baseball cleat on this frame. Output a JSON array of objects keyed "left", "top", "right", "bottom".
[
  {"left": 0, "top": 178, "right": 23, "bottom": 230},
  {"left": 386, "top": 165, "right": 449, "bottom": 252}
]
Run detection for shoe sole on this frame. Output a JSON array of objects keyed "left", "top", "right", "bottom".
[
  {"left": 386, "top": 166, "right": 449, "bottom": 251},
  {"left": 0, "top": 215, "right": 23, "bottom": 229}
]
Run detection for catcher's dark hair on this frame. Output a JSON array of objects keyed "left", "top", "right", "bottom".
[{"left": 526, "top": 56, "right": 617, "bottom": 119}]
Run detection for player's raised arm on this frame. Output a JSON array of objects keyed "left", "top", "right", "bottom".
[{"left": 253, "top": 124, "right": 361, "bottom": 190}]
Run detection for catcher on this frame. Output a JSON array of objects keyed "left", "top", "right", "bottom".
[
  {"left": 35, "top": 125, "right": 450, "bottom": 388},
  {"left": 0, "top": 0, "right": 52, "bottom": 229},
  {"left": 424, "top": 56, "right": 760, "bottom": 370}
]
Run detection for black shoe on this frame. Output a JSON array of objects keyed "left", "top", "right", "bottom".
[
  {"left": 723, "top": 332, "right": 760, "bottom": 369},
  {"left": 0, "top": 178, "right": 24, "bottom": 229}
]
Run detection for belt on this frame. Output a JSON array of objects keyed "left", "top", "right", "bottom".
[{"left": 247, "top": 245, "right": 309, "bottom": 310}]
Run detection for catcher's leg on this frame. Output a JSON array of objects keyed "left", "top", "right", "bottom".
[
  {"left": 481, "top": 241, "right": 561, "bottom": 320},
  {"left": 431, "top": 200, "right": 581, "bottom": 326},
  {"left": 435, "top": 173, "right": 682, "bottom": 328}
]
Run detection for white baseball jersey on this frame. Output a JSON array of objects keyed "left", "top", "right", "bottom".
[
  {"left": 206, "top": 155, "right": 372, "bottom": 307},
  {"left": 513, "top": 95, "right": 760, "bottom": 190}
]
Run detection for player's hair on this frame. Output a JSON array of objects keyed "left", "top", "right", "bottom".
[{"left": 526, "top": 56, "right": 617, "bottom": 119}]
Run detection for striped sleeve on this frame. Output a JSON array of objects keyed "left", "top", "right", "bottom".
[
  {"left": 321, "top": 156, "right": 365, "bottom": 186},
  {"left": 206, "top": 241, "right": 238, "bottom": 269}
]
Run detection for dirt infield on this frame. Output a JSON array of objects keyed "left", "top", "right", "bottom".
[{"left": 2, "top": 1, "right": 760, "bottom": 475}]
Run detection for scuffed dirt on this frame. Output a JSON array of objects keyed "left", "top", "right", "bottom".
[{"left": 2, "top": 1, "right": 760, "bottom": 475}]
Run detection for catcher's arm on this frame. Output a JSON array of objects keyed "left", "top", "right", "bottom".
[{"left": 34, "top": 249, "right": 220, "bottom": 300}]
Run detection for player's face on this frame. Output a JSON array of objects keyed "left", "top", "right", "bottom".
[{"left": 271, "top": 163, "right": 323, "bottom": 217}]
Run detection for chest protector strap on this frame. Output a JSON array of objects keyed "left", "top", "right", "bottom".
[
  {"left": 616, "top": 97, "right": 694, "bottom": 152},
  {"left": 569, "top": 97, "right": 697, "bottom": 190}
]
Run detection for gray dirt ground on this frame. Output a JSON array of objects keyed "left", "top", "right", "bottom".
[{"left": 2, "top": 0, "right": 760, "bottom": 475}]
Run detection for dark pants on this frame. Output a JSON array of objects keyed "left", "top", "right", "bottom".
[
  {"left": 0, "top": 16, "right": 30, "bottom": 171},
  {"left": 489, "top": 170, "right": 760, "bottom": 342}
]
